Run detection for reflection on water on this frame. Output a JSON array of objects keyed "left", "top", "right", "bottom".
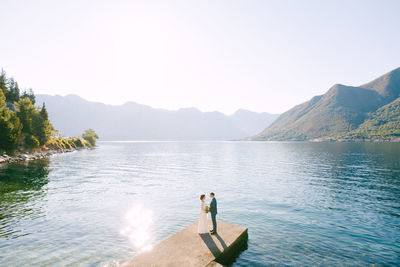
[
  {"left": 0, "top": 142, "right": 399, "bottom": 266},
  {"left": 0, "top": 159, "right": 50, "bottom": 194},
  {"left": 0, "top": 159, "right": 49, "bottom": 239},
  {"left": 120, "top": 205, "right": 153, "bottom": 252}
]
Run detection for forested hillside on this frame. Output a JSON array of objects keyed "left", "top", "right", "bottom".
[
  {"left": 0, "top": 70, "right": 97, "bottom": 152},
  {"left": 253, "top": 67, "right": 400, "bottom": 141}
]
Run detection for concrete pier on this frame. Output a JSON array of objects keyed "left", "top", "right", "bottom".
[{"left": 121, "top": 220, "right": 248, "bottom": 267}]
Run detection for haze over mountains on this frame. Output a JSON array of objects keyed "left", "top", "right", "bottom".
[
  {"left": 253, "top": 67, "right": 400, "bottom": 141},
  {"left": 36, "top": 67, "right": 400, "bottom": 142},
  {"left": 35, "top": 94, "right": 279, "bottom": 140}
]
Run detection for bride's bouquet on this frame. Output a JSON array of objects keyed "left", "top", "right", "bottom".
[{"left": 205, "top": 206, "right": 210, "bottom": 213}]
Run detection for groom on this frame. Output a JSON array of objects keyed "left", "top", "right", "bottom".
[{"left": 209, "top": 192, "right": 217, "bottom": 235}]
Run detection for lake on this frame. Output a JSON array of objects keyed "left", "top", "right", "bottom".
[{"left": 0, "top": 141, "right": 399, "bottom": 266}]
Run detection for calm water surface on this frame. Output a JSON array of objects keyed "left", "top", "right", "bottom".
[{"left": 0, "top": 142, "right": 399, "bottom": 266}]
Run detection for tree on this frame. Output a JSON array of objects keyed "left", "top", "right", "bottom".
[
  {"left": 0, "top": 90, "right": 22, "bottom": 152},
  {"left": 33, "top": 103, "right": 52, "bottom": 145},
  {"left": 24, "top": 134, "right": 40, "bottom": 148},
  {"left": 5, "top": 77, "right": 20, "bottom": 103},
  {"left": 0, "top": 87, "right": 6, "bottom": 109},
  {"left": 21, "top": 88, "right": 36, "bottom": 105},
  {"left": 40, "top": 103, "right": 49, "bottom": 120},
  {"left": 0, "top": 69, "right": 7, "bottom": 97},
  {"left": 15, "top": 98, "right": 36, "bottom": 134},
  {"left": 82, "top": 129, "right": 99, "bottom": 146},
  {"left": 0, "top": 111, "right": 22, "bottom": 152},
  {"left": 0, "top": 68, "right": 98, "bottom": 152}
]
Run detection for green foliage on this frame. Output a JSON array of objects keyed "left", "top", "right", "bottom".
[
  {"left": 21, "top": 89, "right": 36, "bottom": 105},
  {"left": 341, "top": 98, "right": 400, "bottom": 140},
  {"left": 25, "top": 135, "right": 40, "bottom": 148},
  {"left": 15, "top": 98, "right": 53, "bottom": 147},
  {"left": 5, "top": 77, "right": 20, "bottom": 103},
  {"left": 0, "top": 68, "right": 97, "bottom": 152},
  {"left": 0, "top": 115, "right": 21, "bottom": 152},
  {"left": 33, "top": 103, "right": 52, "bottom": 145},
  {"left": 16, "top": 98, "right": 36, "bottom": 134},
  {"left": 0, "top": 87, "right": 6, "bottom": 109},
  {"left": 45, "top": 137, "right": 70, "bottom": 150},
  {"left": 82, "top": 129, "right": 99, "bottom": 146},
  {"left": 254, "top": 68, "right": 400, "bottom": 141},
  {"left": 72, "top": 137, "right": 86, "bottom": 147},
  {"left": 0, "top": 69, "right": 54, "bottom": 151},
  {"left": 0, "top": 70, "right": 7, "bottom": 97},
  {"left": 0, "top": 92, "right": 22, "bottom": 152},
  {"left": 46, "top": 136, "right": 90, "bottom": 150}
]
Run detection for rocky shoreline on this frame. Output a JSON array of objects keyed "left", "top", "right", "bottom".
[{"left": 0, "top": 147, "right": 86, "bottom": 164}]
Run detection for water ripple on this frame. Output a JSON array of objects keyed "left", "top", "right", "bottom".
[{"left": 0, "top": 142, "right": 399, "bottom": 266}]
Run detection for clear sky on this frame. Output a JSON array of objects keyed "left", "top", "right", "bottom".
[{"left": 1, "top": 0, "right": 399, "bottom": 114}]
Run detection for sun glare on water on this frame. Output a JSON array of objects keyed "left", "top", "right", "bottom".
[{"left": 120, "top": 205, "right": 154, "bottom": 252}]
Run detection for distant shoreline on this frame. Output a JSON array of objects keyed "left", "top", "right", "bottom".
[
  {"left": 101, "top": 139, "right": 400, "bottom": 143},
  {"left": 247, "top": 139, "right": 400, "bottom": 142},
  {"left": 3, "top": 139, "right": 397, "bottom": 165},
  {"left": 0, "top": 147, "right": 90, "bottom": 165}
]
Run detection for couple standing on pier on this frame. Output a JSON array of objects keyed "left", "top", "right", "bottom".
[{"left": 198, "top": 192, "right": 217, "bottom": 235}]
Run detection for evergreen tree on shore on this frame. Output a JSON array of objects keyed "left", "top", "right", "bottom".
[
  {"left": 0, "top": 69, "right": 97, "bottom": 152},
  {"left": 21, "top": 89, "right": 36, "bottom": 105},
  {"left": 0, "top": 70, "right": 7, "bottom": 96},
  {"left": 33, "top": 103, "right": 52, "bottom": 145},
  {"left": 0, "top": 90, "right": 22, "bottom": 151},
  {"left": 5, "top": 77, "right": 20, "bottom": 103},
  {"left": 0, "top": 70, "right": 51, "bottom": 151}
]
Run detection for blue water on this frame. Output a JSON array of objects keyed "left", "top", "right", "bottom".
[{"left": 0, "top": 141, "right": 399, "bottom": 266}]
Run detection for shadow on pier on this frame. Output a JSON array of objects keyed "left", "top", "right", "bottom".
[
  {"left": 201, "top": 232, "right": 248, "bottom": 266},
  {"left": 122, "top": 220, "right": 248, "bottom": 267}
]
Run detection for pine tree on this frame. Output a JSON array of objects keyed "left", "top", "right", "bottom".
[
  {"left": 6, "top": 77, "right": 20, "bottom": 103},
  {"left": 0, "top": 88, "right": 6, "bottom": 109},
  {"left": 33, "top": 103, "right": 52, "bottom": 145},
  {"left": 16, "top": 98, "right": 35, "bottom": 135},
  {"left": 40, "top": 103, "right": 49, "bottom": 120},
  {"left": 0, "top": 69, "right": 7, "bottom": 97},
  {"left": 21, "top": 88, "right": 36, "bottom": 105}
]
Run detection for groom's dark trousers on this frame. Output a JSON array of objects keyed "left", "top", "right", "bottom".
[
  {"left": 210, "top": 198, "right": 217, "bottom": 232},
  {"left": 211, "top": 213, "right": 217, "bottom": 233}
]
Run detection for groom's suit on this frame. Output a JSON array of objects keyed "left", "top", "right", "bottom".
[{"left": 210, "top": 198, "right": 217, "bottom": 233}]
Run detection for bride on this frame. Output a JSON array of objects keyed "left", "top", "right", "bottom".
[{"left": 198, "top": 194, "right": 208, "bottom": 234}]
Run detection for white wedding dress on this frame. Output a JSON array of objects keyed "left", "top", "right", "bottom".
[{"left": 198, "top": 200, "right": 208, "bottom": 234}]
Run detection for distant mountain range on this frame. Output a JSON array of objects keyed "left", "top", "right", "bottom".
[
  {"left": 252, "top": 67, "right": 400, "bottom": 141},
  {"left": 35, "top": 94, "right": 279, "bottom": 140}
]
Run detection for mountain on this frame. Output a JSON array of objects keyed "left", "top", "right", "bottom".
[
  {"left": 252, "top": 67, "right": 400, "bottom": 141},
  {"left": 35, "top": 94, "right": 278, "bottom": 140},
  {"left": 229, "top": 109, "right": 279, "bottom": 136},
  {"left": 343, "top": 97, "right": 400, "bottom": 140}
]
